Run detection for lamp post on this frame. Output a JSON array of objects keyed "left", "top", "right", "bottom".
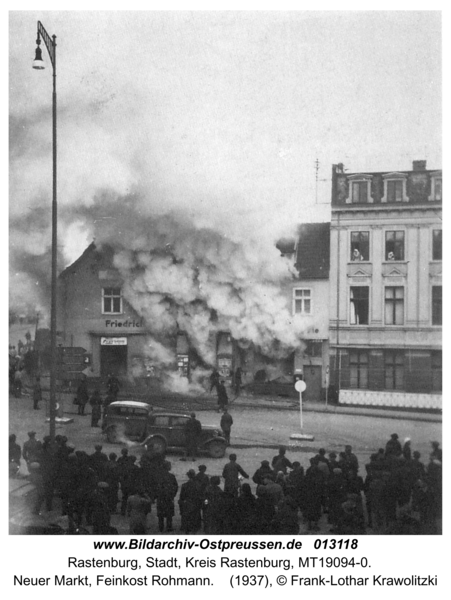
[{"left": 33, "top": 21, "right": 57, "bottom": 443}]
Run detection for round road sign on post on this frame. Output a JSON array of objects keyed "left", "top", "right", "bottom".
[
  {"left": 294, "top": 379, "right": 307, "bottom": 429},
  {"left": 294, "top": 380, "right": 307, "bottom": 393}
]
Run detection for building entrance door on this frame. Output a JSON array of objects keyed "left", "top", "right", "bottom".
[
  {"left": 100, "top": 345, "right": 128, "bottom": 377},
  {"left": 303, "top": 366, "right": 322, "bottom": 402}
]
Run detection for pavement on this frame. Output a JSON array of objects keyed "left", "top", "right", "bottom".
[{"left": 9, "top": 384, "right": 441, "bottom": 535}]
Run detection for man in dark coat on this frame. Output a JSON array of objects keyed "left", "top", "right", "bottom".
[
  {"left": 252, "top": 460, "right": 274, "bottom": 485},
  {"left": 91, "top": 482, "right": 112, "bottom": 534},
  {"left": 271, "top": 446, "right": 292, "bottom": 474},
  {"left": 182, "top": 413, "right": 202, "bottom": 461},
  {"left": 209, "top": 369, "right": 220, "bottom": 393},
  {"left": 385, "top": 433, "right": 402, "bottom": 458},
  {"left": 106, "top": 373, "right": 121, "bottom": 399},
  {"left": 76, "top": 377, "right": 89, "bottom": 415},
  {"left": 119, "top": 455, "right": 141, "bottom": 516},
  {"left": 89, "top": 444, "right": 108, "bottom": 480},
  {"left": 9, "top": 434, "right": 21, "bottom": 477},
  {"left": 216, "top": 381, "right": 228, "bottom": 412},
  {"left": 156, "top": 461, "right": 178, "bottom": 532},
  {"left": 90, "top": 390, "right": 103, "bottom": 427},
  {"left": 179, "top": 469, "right": 202, "bottom": 533},
  {"left": 220, "top": 408, "right": 233, "bottom": 445},
  {"left": 33, "top": 376, "right": 42, "bottom": 410},
  {"left": 204, "top": 476, "right": 224, "bottom": 534},
  {"left": 23, "top": 431, "right": 42, "bottom": 470},
  {"left": 222, "top": 453, "right": 249, "bottom": 496}
]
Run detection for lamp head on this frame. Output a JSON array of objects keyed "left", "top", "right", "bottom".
[{"left": 33, "top": 42, "right": 45, "bottom": 70}]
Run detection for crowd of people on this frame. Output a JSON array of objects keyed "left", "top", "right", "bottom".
[{"left": 9, "top": 429, "right": 442, "bottom": 535}]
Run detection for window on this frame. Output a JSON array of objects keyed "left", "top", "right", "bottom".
[
  {"left": 349, "top": 350, "right": 369, "bottom": 388},
  {"left": 350, "top": 232, "right": 369, "bottom": 261},
  {"left": 387, "top": 180, "right": 403, "bottom": 202},
  {"left": 431, "top": 351, "right": 442, "bottom": 392},
  {"left": 385, "top": 287, "right": 404, "bottom": 325},
  {"left": 432, "top": 286, "right": 442, "bottom": 325},
  {"left": 304, "top": 341, "right": 322, "bottom": 357},
  {"left": 432, "top": 230, "right": 442, "bottom": 260},
  {"left": 153, "top": 415, "right": 170, "bottom": 427},
  {"left": 102, "top": 288, "right": 122, "bottom": 314},
  {"left": 432, "top": 178, "right": 442, "bottom": 201},
  {"left": 350, "top": 287, "right": 369, "bottom": 325},
  {"left": 171, "top": 416, "right": 189, "bottom": 427},
  {"left": 293, "top": 289, "right": 311, "bottom": 314},
  {"left": 384, "top": 351, "right": 404, "bottom": 390},
  {"left": 385, "top": 231, "right": 404, "bottom": 261},
  {"left": 351, "top": 181, "right": 369, "bottom": 203}
]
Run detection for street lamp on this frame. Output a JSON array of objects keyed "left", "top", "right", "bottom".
[{"left": 33, "top": 21, "right": 58, "bottom": 443}]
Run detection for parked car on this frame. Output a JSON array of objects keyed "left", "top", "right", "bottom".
[{"left": 102, "top": 401, "right": 227, "bottom": 458}]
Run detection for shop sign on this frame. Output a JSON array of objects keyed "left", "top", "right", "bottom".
[{"left": 101, "top": 337, "right": 127, "bottom": 346}]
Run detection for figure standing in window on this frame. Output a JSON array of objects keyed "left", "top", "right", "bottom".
[
  {"left": 387, "top": 252, "right": 395, "bottom": 261},
  {"left": 352, "top": 249, "right": 364, "bottom": 261}
]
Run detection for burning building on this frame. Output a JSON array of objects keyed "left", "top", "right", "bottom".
[{"left": 55, "top": 220, "right": 330, "bottom": 397}]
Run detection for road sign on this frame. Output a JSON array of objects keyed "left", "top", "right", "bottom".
[{"left": 295, "top": 380, "right": 307, "bottom": 393}]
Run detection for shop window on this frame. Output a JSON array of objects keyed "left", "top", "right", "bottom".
[
  {"left": 350, "top": 286, "right": 369, "bottom": 325},
  {"left": 384, "top": 351, "right": 404, "bottom": 390},
  {"left": 102, "top": 288, "right": 122, "bottom": 314},
  {"left": 385, "top": 287, "right": 404, "bottom": 325},
  {"left": 350, "top": 232, "right": 369, "bottom": 261},
  {"left": 432, "top": 230, "right": 442, "bottom": 260},
  {"left": 431, "top": 351, "right": 442, "bottom": 392},
  {"left": 432, "top": 286, "right": 442, "bottom": 325},
  {"left": 349, "top": 350, "right": 369, "bottom": 388},
  {"left": 387, "top": 180, "right": 404, "bottom": 202},
  {"left": 351, "top": 181, "right": 369, "bottom": 203},
  {"left": 385, "top": 231, "right": 404, "bottom": 261},
  {"left": 293, "top": 288, "right": 311, "bottom": 315}
]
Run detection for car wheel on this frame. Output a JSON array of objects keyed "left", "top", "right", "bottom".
[
  {"left": 208, "top": 440, "right": 226, "bottom": 458},
  {"left": 148, "top": 437, "right": 167, "bottom": 454},
  {"left": 106, "top": 427, "right": 118, "bottom": 443}
]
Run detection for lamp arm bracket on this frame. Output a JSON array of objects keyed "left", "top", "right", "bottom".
[{"left": 37, "top": 21, "right": 56, "bottom": 69}]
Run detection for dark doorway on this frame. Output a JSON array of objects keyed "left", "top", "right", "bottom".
[
  {"left": 303, "top": 366, "right": 322, "bottom": 402},
  {"left": 100, "top": 345, "right": 128, "bottom": 377}
]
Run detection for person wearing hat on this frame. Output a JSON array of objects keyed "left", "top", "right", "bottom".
[
  {"left": 252, "top": 460, "right": 274, "bottom": 485},
  {"left": 156, "top": 461, "right": 178, "bottom": 533},
  {"left": 195, "top": 465, "right": 210, "bottom": 527},
  {"left": 204, "top": 475, "right": 224, "bottom": 534},
  {"left": 385, "top": 433, "right": 402, "bottom": 458},
  {"left": 90, "top": 444, "right": 109, "bottom": 481},
  {"left": 182, "top": 413, "right": 202, "bottom": 461},
  {"left": 179, "top": 469, "right": 202, "bottom": 533},
  {"left": 271, "top": 446, "right": 292, "bottom": 475},
  {"left": 220, "top": 407, "right": 233, "bottom": 445},
  {"left": 23, "top": 431, "right": 42, "bottom": 471}
]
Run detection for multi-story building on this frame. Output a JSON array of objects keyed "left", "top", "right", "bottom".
[
  {"left": 286, "top": 222, "right": 330, "bottom": 402},
  {"left": 329, "top": 160, "right": 442, "bottom": 409}
]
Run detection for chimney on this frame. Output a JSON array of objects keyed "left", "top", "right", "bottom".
[{"left": 412, "top": 160, "right": 427, "bottom": 171}]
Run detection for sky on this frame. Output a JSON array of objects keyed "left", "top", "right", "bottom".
[{"left": 8, "top": 10, "right": 442, "bottom": 321}]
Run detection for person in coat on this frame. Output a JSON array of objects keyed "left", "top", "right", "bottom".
[
  {"left": 179, "top": 469, "right": 202, "bottom": 533},
  {"left": 220, "top": 408, "right": 233, "bottom": 445},
  {"left": 90, "top": 390, "right": 103, "bottom": 427},
  {"left": 216, "top": 381, "right": 229, "bottom": 412},
  {"left": 222, "top": 453, "right": 249, "bottom": 496},
  {"left": 156, "top": 461, "right": 178, "bottom": 532},
  {"left": 33, "top": 376, "right": 42, "bottom": 410},
  {"left": 76, "top": 377, "right": 89, "bottom": 416},
  {"left": 182, "top": 413, "right": 202, "bottom": 461},
  {"left": 127, "top": 489, "right": 152, "bottom": 534}
]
